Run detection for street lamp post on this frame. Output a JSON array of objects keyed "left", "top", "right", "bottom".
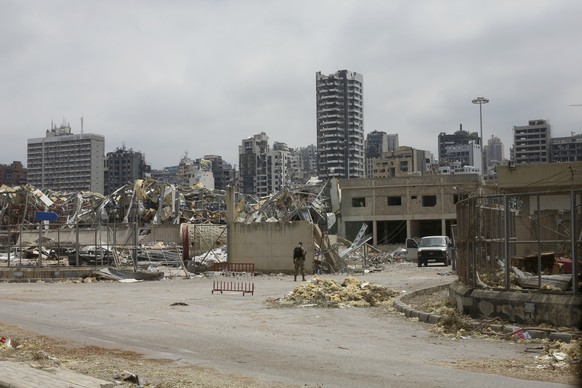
[{"left": 472, "top": 96, "right": 489, "bottom": 177}]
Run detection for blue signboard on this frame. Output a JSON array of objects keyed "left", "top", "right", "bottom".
[{"left": 35, "top": 211, "right": 59, "bottom": 222}]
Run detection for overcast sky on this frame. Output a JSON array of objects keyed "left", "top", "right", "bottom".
[{"left": 1, "top": 0, "right": 581, "bottom": 170}]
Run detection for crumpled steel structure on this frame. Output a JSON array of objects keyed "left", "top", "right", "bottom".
[{"left": 0, "top": 179, "right": 334, "bottom": 229}]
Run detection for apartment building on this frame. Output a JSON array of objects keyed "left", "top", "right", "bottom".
[
  {"left": 365, "top": 131, "right": 399, "bottom": 177},
  {"left": 27, "top": 122, "right": 105, "bottom": 193},
  {"left": 238, "top": 132, "right": 270, "bottom": 196},
  {"left": 513, "top": 119, "right": 551, "bottom": 164},
  {"left": 551, "top": 133, "right": 582, "bottom": 162},
  {"left": 104, "top": 146, "right": 149, "bottom": 194},
  {"left": 371, "top": 146, "right": 432, "bottom": 178},
  {"left": 0, "top": 161, "right": 26, "bottom": 186},
  {"left": 438, "top": 129, "right": 480, "bottom": 163},
  {"left": 316, "top": 70, "right": 365, "bottom": 179}
]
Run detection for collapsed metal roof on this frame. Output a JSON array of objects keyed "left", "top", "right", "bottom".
[{"left": 0, "top": 179, "right": 337, "bottom": 230}]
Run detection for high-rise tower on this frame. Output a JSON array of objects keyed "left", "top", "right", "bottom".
[
  {"left": 27, "top": 121, "right": 105, "bottom": 193},
  {"left": 316, "top": 70, "right": 364, "bottom": 179}
]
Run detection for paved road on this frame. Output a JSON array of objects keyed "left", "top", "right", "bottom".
[{"left": 0, "top": 264, "right": 573, "bottom": 387}]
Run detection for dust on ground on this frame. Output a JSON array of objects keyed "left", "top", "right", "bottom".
[{"left": 0, "top": 276, "right": 580, "bottom": 387}]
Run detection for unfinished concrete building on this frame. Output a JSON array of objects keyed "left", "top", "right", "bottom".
[{"left": 338, "top": 174, "right": 482, "bottom": 245}]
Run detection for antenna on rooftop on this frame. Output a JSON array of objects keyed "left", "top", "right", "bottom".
[{"left": 81, "top": 116, "right": 84, "bottom": 134}]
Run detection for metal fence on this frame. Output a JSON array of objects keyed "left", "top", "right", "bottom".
[
  {"left": 454, "top": 189, "right": 581, "bottom": 295},
  {"left": 0, "top": 222, "right": 186, "bottom": 275}
]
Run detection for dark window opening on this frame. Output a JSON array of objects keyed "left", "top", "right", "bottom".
[
  {"left": 352, "top": 197, "right": 366, "bottom": 207},
  {"left": 387, "top": 196, "right": 402, "bottom": 206},
  {"left": 422, "top": 195, "right": 437, "bottom": 207}
]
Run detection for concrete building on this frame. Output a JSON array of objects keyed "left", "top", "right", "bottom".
[
  {"left": 204, "top": 155, "right": 236, "bottom": 191},
  {"left": 551, "top": 133, "right": 582, "bottom": 162},
  {"left": 150, "top": 166, "right": 179, "bottom": 185},
  {"left": 444, "top": 141, "right": 482, "bottom": 174},
  {"left": 338, "top": 174, "right": 481, "bottom": 245},
  {"left": 486, "top": 135, "right": 505, "bottom": 164},
  {"left": 104, "top": 146, "right": 149, "bottom": 195},
  {"left": 438, "top": 129, "right": 480, "bottom": 163},
  {"left": 513, "top": 119, "right": 551, "bottom": 164},
  {"left": 371, "top": 146, "right": 432, "bottom": 178},
  {"left": 269, "top": 141, "right": 291, "bottom": 192},
  {"left": 288, "top": 144, "right": 318, "bottom": 184},
  {"left": 0, "top": 161, "right": 26, "bottom": 186},
  {"left": 238, "top": 132, "right": 270, "bottom": 196},
  {"left": 365, "top": 131, "right": 399, "bottom": 177},
  {"left": 27, "top": 122, "right": 105, "bottom": 193},
  {"left": 316, "top": 70, "right": 365, "bottom": 179}
]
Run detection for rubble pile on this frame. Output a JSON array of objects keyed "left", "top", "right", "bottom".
[
  {"left": 1, "top": 179, "right": 333, "bottom": 229},
  {"left": 234, "top": 183, "right": 332, "bottom": 226},
  {"left": 476, "top": 269, "right": 520, "bottom": 288},
  {"left": 267, "top": 276, "right": 400, "bottom": 308}
]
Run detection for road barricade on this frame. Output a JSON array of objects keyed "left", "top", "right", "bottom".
[{"left": 211, "top": 262, "right": 255, "bottom": 296}]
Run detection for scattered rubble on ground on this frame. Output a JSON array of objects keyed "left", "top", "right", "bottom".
[{"left": 266, "top": 276, "right": 401, "bottom": 308}]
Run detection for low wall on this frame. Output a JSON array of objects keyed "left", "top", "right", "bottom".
[{"left": 449, "top": 280, "right": 582, "bottom": 328}]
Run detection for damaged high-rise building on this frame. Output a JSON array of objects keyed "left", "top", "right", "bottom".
[
  {"left": 104, "top": 145, "right": 149, "bottom": 195},
  {"left": 238, "top": 133, "right": 293, "bottom": 196},
  {"left": 316, "top": 70, "right": 365, "bottom": 179}
]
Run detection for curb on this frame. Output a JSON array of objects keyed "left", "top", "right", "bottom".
[{"left": 394, "top": 283, "right": 580, "bottom": 342}]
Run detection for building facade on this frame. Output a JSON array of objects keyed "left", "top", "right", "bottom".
[
  {"left": 0, "top": 161, "right": 27, "bottom": 186},
  {"left": 551, "top": 133, "right": 582, "bottom": 162},
  {"left": 238, "top": 132, "right": 270, "bottom": 196},
  {"left": 371, "top": 146, "right": 432, "bottom": 178},
  {"left": 338, "top": 174, "right": 481, "bottom": 245},
  {"left": 27, "top": 122, "right": 105, "bottom": 193},
  {"left": 438, "top": 129, "right": 480, "bottom": 163},
  {"left": 513, "top": 119, "right": 551, "bottom": 164},
  {"left": 104, "top": 146, "right": 149, "bottom": 194},
  {"left": 365, "top": 131, "right": 399, "bottom": 178},
  {"left": 204, "top": 155, "right": 236, "bottom": 191},
  {"left": 316, "top": 70, "right": 365, "bottom": 179}
]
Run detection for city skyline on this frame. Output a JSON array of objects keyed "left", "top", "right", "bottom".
[{"left": 1, "top": 1, "right": 581, "bottom": 169}]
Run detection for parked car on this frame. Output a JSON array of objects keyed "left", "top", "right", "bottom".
[{"left": 416, "top": 235, "right": 452, "bottom": 267}]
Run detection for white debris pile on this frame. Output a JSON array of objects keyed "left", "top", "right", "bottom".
[
  {"left": 187, "top": 246, "right": 228, "bottom": 272},
  {"left": 267, "top": 276, "right": 400, "bottom": 308}
]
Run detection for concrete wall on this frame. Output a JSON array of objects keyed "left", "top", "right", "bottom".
[
  {"left": 229, "top": 221, "right": 313, "bottom": 273},
  {"left": 496, "top": 162, "right": 582, "bottom": 191},
  {"left": 449, "top": 281, "right": 582, "bottom": 328}
]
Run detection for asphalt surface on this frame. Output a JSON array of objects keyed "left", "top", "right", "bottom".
[{"left": 0, "top": 263, "right": 575, "bottom": 387}]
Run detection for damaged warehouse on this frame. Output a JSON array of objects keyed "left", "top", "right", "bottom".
[{"left": 0, "top": 178, "right": 375, "bottom": 279}]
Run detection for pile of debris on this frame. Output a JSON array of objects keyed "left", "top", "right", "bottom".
[
  {"left": 0, "top": 179, "right": 334, "bottom": 230},
  {"left": 267, "top": 276, "right": 400, "bottom": 308},
  {"left": 476, "top": 263, "right": 574, "bottom": 291}
]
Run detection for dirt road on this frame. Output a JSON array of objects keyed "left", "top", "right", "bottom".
[{"left": 0, "top": 263, "right": 576, "bottom": 387}]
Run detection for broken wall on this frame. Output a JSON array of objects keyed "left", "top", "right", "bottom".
[{"left": 229, "top": 221, "right": 313, "bottom": 273}]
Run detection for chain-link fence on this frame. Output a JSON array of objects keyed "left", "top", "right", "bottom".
[{"left": 455, "top": 189, "right": 581, "bottom": 295}]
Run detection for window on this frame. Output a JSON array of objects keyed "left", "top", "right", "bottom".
[
  {"left": 422, "top": 195, "right": 437, "bottom": 207},
  {"left": 352, "top": 197, "right": 366, "bottom": 207},
  {"left": 387, "top": 196, "right": 402, "bottom": 206}
]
